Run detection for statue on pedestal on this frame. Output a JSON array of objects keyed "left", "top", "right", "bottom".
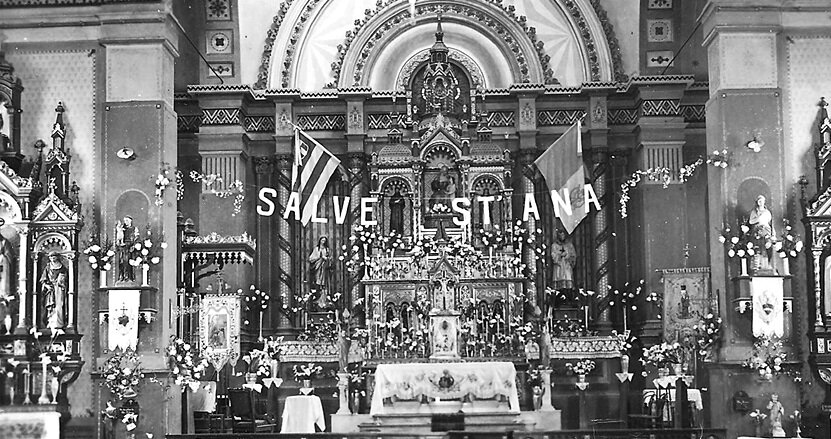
[
  {"left": 0, "top": 237, "right": 14, "bottom": 334},
  {"left": 0, "top": 109, "right": 11, "bottom": 152},
  {"left": 40, "top": 252, "right": 68, "bottom": 329},
  {"left": 309, "top": 236, "right": 332, "bottom": 309},
  {"left": 429, "top": 165, "right": 456, "bottom": 208},
  {"left": 748, "top": 195, "right": 774, "bottom": 272},
  {"left": 551, "top": 229, "right": 576, "bottom": 290},
  {"left": 115, "top": 216, "right": 139, "bottom": 283},
  {"left": 767, "top": 393, "right": 785, "bottom": 437}
]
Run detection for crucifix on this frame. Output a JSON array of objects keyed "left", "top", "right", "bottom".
[{"left": 432, "top": 267, "right": 455, "bottom": 310}]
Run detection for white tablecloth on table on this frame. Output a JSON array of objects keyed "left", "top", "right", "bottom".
[
  {"left": 643, "top": 389, "right": 704, "bottom": 410},
  {"left": 370, "top": 362, "right": 520, "bottom": 415},
  {"left": 281, "top": 395, "right": 325, "bottom": 433}
]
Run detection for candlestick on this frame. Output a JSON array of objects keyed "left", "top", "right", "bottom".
[
  {"left": 584, "top": 305, "right": 589, "bottom": 327},
  {"left": 623, "top": 307, "right": 628, "bottom": 332}
]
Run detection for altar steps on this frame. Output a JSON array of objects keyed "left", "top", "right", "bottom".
[{"left": 357, "top": 411, "right": 535, "bottom": 435}]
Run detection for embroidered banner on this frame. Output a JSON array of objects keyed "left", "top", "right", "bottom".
[
  {"left": 108, "top": 289, "right": 140, "bottom": 351},
  {"left": 751, "top": 277, "right": 784, "bottom": 337},
  {"left": 200, "top": 294, "right": 241, "bottom": 370}
]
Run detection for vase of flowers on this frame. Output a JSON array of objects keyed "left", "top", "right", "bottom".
[
  {"left": 165, "top": 338, "right": 209, "bottom": 390},
  {"left": 566, "top": 359, "right": 596, "bottom": 376},
  {"left": 102, "top": 350, "right": 143, "bottom": 401},
  {"left": 641, "top": 342, "right": 684, "bottom": 370},
  {"left": 749, "top": 409, "right": 767, "bottom": 437},
  {"left": 294, "top": 362, "right": 322, "bottom": 393}
]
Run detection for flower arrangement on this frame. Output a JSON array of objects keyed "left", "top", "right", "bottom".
[
  {"left": 243, "top": 349, "right": 272, "bottom": 377},
  {"left": 749, "top": 409, "right": 768, "bottom": 423},
  {"left": 640, "top": 342, "right": 684, "bottom": 368},
  {"left": 566, "top": 359, "right": 596, "bottom": 375},
  {"left": 742, "top": 335, "right": 799, "bottom": 381},
  {"left": 706, "top": 148, "right": 731, "bottom": 168},
  {"left": 165, "top": 338, "right": 209, "bottom": 388},
  {"left": 102, "top": 350, "right": 144, "bottom": 400},
  {"left": 611, "top": 329, "right": 636, "bottom": 355},
  {"left": 82, "top": 235, "right": 115, "bottom": 271},
  {"left": 293, "top": 362, "right": 323, "bottom": 381},
  {"left": 479, "top": 226, "right": 507, "bottom": 248},
  {"left": 774, "top": 220, "right": 804, "bottom": 258},
  {"left": 719, "top": 225, "right": 759, "bottom": 259},
  {"left": 244, "top": 285, "right": 269, "bottom": 313},
  {"left": 130, "top": 226, "right": 165, "bottom": 270},
  {"left": 431, "top": 203, "right": 451, "bottom": 214},
  {"left": 693, "top": 313, "right": 722, "bottom": 358}
]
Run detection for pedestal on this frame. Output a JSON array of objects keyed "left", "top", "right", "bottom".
[
  {"left": 539, "top": 369, "right": 555, "bottom": 411},
  {"left": 336, "top": 373, "right": 351, "bottom": 415}
]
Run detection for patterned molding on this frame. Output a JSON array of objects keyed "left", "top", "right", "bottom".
[
  {"left": 640, "top": 99, "right": 680, "bottom": 117},
  {"left": 297, "top": 114, "right": 345, "bottom": 131},
  {"left": 367, "top": 113, "right": 403, "bottom": 130},
  {"left": 177, "top": 115, "right": 201, "bottom": 133},
  {"left": 608, "top": 108, "right": 638, "bottom": 125},
  {"left": 0, "top": 0, "right": 156, "bottom": 6},
  {"left": 255, "top": 0, "right": 294, "bottom": 89},
  {"left": 244, "top": 115, "right": 276, "bottom": 132},
  {"left": 681, "top": 104, "right": 705, "bottom": 123},
  {"left": 537, "top": 109, "right": 586, "bottom": 126},
  {"left": 331, "top": 2, "right": 550, "bottom": 87},
  {"left": 487, "top": 111, "right": 515, "bottom": 127},
  {"left": 184, "top": 232, "right": 257, "bottom": 250},
  {"left": 277, "top": 340, "right": 363, "bottom": 363},
  {"left": 281, "top": 0, "right": 322, "bottom": 88},
  {"left": 590, "top": 0, "right": 627, "bottom": 82},
  {"left": 202, "top": 108, "right": 241, "bottom": 126},
  {"left": 525, "top": 336, "right": 623, "bottom": 360}
]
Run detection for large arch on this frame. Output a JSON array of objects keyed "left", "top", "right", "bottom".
[{"left": 254, "top": 0, "right": 621, "bottom": 90}]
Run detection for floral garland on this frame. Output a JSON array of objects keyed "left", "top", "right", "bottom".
[
  {"left": 706, "top": 148, "right": 731, "bottom": 168},
  {"left": 566, "top": 359, "right": 596, "bottom": 375},
  {"left": 678, "top": 157, "right": 705, "bottom": 183},
  {"left": 82, "top": 235, "right": 115, "bottom": 271},
  {"left": 693, "top": 312, "right": 722, "bottom": 359},
  {"left": 189, "top": 171, "right": 246, "bottom": 216},
  {"left": 154, "top": 163, "right": 174, "bottom": 206},
  {"left": 774, "top": 220, "right": 804, "bottom": 258},
  {"left": 743, "top": 335, "right": 801, "bottom": 381},
  {"left": 165, "top": 338, "right": 209, "bottom": 389},
  {"left": 619, "top": 167, "right": 671, "bottom": 218},
  {"left": 102, "top": 350, "right": 144, "bottom": 400}
]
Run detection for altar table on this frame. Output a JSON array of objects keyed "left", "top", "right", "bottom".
[
  {"left": 642, "top": 389, "right": 703, "bottom": 410},
  {"left": 281, "top": 395, "right": 325, "bottom": 433},
  {"left": 370, "top": 362, "right": 520, "bottom": 414}
]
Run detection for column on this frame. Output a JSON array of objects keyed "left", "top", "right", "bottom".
[
  {"left": 274, "top": 154, "right": 295, "bottom": 334},
  {"left": 15, "top": 226, "right": 27, "bottom": 333},
  {"left": 67, "top": 252, "right": 76, "bottom": 332},
  {"left": 347, "top": 153, "right": 367, "bottom": 314},
  {"left": 518, "top": 150, "right": 538, "bottom": 306},
  {"left": 587, "top": 95, "right": 612, "bottom": 330},
  {"left": 254, "top": 157, "right": 275, "bottom": 334}
]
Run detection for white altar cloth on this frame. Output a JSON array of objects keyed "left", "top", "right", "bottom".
[
  {"left": 370, "top": 362, "right": 520, "bottom": 415},
  {"left": 643, "top": 388, "right": 704, "bottom": 410},
  {"left": 281, "top": 395, "right": 325, "bottom": 433}
]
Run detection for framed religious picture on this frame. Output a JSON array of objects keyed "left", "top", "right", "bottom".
[
  {"left": 199, "top": 294, "right": 241, "bottom": 370},
  {"left": 660, "top": 267, "right": 714, "bottom": 343}
]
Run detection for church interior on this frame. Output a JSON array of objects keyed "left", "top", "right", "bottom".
[{"left": 1, "top": 1, "right": 831, "bottom": 438}]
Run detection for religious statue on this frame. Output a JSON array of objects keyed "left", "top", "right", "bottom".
[
  {"left": 429, "top": 164, "right": 456, "bottom": 208},
  {"left": 389, "top": 188, "right": 406, "bottom": 234},
  {"left": 767, "top": 393, "right": 786, "bottom": 437},
  {"left": 309, "top": 236, "right": 332, "bottom": 310},
  {"left": 0, "top": 237, "right": 14, "bottom": 334},
  {"left": 749, "top": 195, "right": 774, "bottom": 271},
  {"left": 115, "top": 216, "right": 140, "bottom": 283},
  {"left": 40, "top": 252, "right": 68, "bottom": 329},
  {"left": 550, "top": 229, "right": 576, "bottom": 290},
  {"left": 0, "top": 110, "right": 10, "bottom": 152}
]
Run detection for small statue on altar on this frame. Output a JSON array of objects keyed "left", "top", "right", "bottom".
[
  {"left": 309, "top": 236, "right": 332, "bottom": 309},
  {"left": 429, "top": 164, "right": 456, "bottom": 208},
  {"left": 767, "top": 393, "right": 786, "bottom": 437},
  {"left": 748, "top": 195, "right": 774, "bottom": 271},
  {"left": 115, "top": 216, "right": 140, "bottom": 283},
  {"left": 0, "top": 109, "right": 11, "bottom": 152},
  {"left": 389, "top": 188, "right": 406, "bottom": 234},
  {"left": 0, "top": 237, "right": 15, "bottom": 333},
  {"left": 40, "top": 252, "right": 68, "bottom": 329},
  {"left": 550, "top": 229, "right": 576, "bottom": 290}
]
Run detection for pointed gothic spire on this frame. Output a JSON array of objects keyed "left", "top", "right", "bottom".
[{"left": 430, "top": 11, "right": 448, "bottom": 61}]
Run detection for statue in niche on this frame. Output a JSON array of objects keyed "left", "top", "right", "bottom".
[
  {"left": 767, "top": 393, "right": 785, "bottom": 437},
  {"left": 748, "top": 195, "right": 774, "bottom": 271},
  {"left": 478, "top": 187, "right": 499, "bottom": 228},
  {"left": 0, "top": 107, "right": 11, "bottom": 152},
  {"left": 0, "top": 236, "right": 14, "bottom": 334},
  {"left": 550, "top": 229, "right": 576, "bottom": 290},
  {"left": 309, "top": 236, "right": 332, "bottom": 310},
  {"left": 429, "top": 164, "right": 456, "bottom": 208},
  {"left": 115, "top": 216, "right": 140, "bottom": 283},
  {"left": 40, "top": 252, "right": 68, "bottom": 329},
  {"left": 389, "top": 188, "right": 406, "bottom": 234}
]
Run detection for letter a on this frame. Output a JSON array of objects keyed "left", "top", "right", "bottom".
[
  {"left": 283, "top": 191, "right": 301, "bottom": 221},
  {"left": 584, "top": 184, "right": 601, "bottom": 214},
  {"left": 523, "top": 193, "right": 540, "bottom": 221}
]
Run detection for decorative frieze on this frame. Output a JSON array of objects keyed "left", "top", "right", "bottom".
[
  {"left": 537, "top": 109, "right": 586, "bottom": 126},
  {"left": 202, "top": 108, "right": 241, "bottom": 126},
  {"left": 487, "top": 111, "right": 515, "bottom": 127},
  {"left": 297, "top": 114, "right": 346, "bottom": 131}
]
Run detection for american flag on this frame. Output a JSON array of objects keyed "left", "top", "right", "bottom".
[{"left": 292, "top": 128, "right": 340, "bottom": 225}]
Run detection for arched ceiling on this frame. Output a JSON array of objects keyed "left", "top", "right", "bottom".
[{"left": 245, "top": 0, "right": 623, "bottom": 90}]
